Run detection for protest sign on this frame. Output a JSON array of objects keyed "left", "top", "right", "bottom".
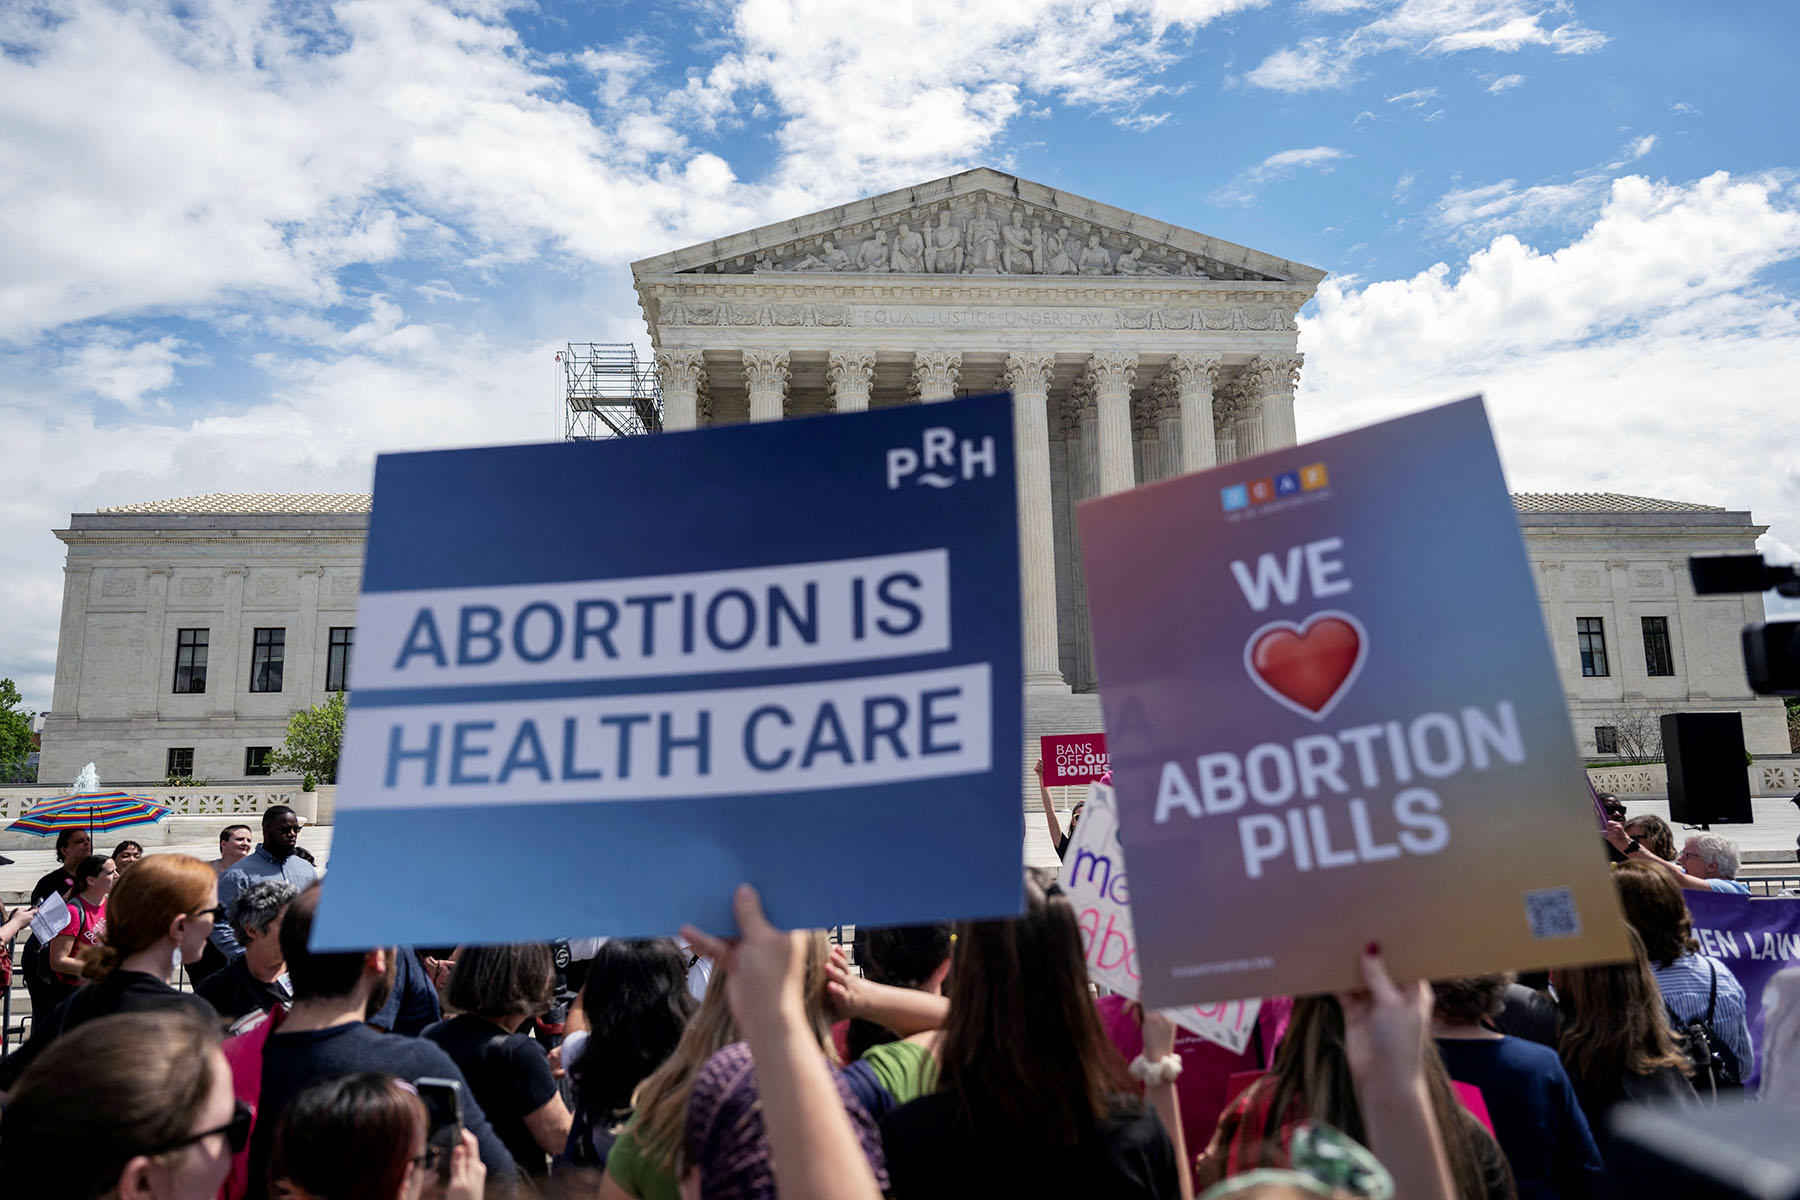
[
  {"left": 1079, "top": 396, "right": 1628, "bottom": 1005},
  {"left": 312, "top": 397, "right": 1023, "bottom": 949},
  {"left": 1063, "top": 783, "right": 1261, "bottom": 1053},
  {"left": 29, "top": 899, "right": 70, "bottom": 944},
  {"left": 1042, "top": 733, "right": 1109, "bottom": 786},
  {"left": 1684, "top": 890, "right": 1800, "bottom": 1087}
]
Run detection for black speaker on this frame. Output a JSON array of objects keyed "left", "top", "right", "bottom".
[{"left": 1662, "top": 711, "right": 1753, "bottom": 825}]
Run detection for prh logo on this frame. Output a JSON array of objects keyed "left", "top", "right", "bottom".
[
  {"left": 1221, "top": 462, "right": 1329, "bottom": 512},
  {"left": 887, "top": 427, "right": 997, "bottom": 490}
]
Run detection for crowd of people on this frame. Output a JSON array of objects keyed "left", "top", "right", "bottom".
[{"left": 0, "top": 788, "right": 1794, "bottom": 1200}]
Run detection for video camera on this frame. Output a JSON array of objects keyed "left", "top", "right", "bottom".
[{"left": 1689, "top": 554, "right": 1800, "bottom": 696}]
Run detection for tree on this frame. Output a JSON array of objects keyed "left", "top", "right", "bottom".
[
  {"left": 1599, "top": 702, "right": 1664, "bottom": 763},
  {"left": 266, "top": 692, "right": 346, "bottom": 789},
  {"left": 1787, "top": 696, "right": 1800, "bottom": 753},
  {"left": 0, "top": 678, "right": 34, "bottom": 783}
]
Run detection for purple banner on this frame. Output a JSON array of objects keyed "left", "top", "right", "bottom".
[{"left": 1683, "top": 890, "right": 1800, "bottom": 1087}]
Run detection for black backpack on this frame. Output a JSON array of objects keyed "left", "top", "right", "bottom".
[{"left": 1666, "top": 959, "right": 1743, "bottom": 1096}]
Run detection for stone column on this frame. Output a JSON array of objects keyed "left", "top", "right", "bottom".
[
  {"left": 1246, "top": 353, "right": 1303, "bottom": 448},
  {"left": 291, "top": 566, "right": 323, "bottom": 701},
  {"left": 1131, "top": 390, "right": 1159, "bottom": 485},
  {"left": 1606, "top": 560, "right": 1638, "bottom": 697},
  {"left": 743, "top": 351, "right": 790, "bottom": 422},
  {"left": 1169, "top": 353, "right": 1221, "bottom": 473},
  {"left": 1226, "top": 377, "right": 1266, "bottom": 460},
  {"left": 655, "top": 350, "right": 705, "bottom": 432},
  {"left": 1154, "top": 377, "right": 1184, "bottom": 482},
  {"left": 214, "top": 566, "right": 246, "bottom": 717},
  {"left": 1002, "top": 352, "right": 1066, "bottom": 693},
  {"left": 913, "top": 350, "right": 961, "bottom": 403},
  {"left": 51, "top": 565, "right": 93, "bottom": 714},
  {"left": 1087, "top": 352, "right": 1138, "bottom": 495},
  {"left": 135, "top": 568, "right": 170, "bottom": 717},
  {"left": 827, "top": 350, "right": 876, "bottom": 412},
  {"left": 1069, "top": 379, "right": 1101, "bottom": 690}
]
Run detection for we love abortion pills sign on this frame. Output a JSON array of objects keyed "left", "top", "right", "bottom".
[{"left": 1079, "top": 397, "right": 1627, "bottom": 1004}]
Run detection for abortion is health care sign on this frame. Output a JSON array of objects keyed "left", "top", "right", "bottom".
[
  {"left": 1078, "top": 397, "right": 1629, "bottom": 1006},
  {"left": 312, "top": 396, "right": 1023, "bottom": 950}
]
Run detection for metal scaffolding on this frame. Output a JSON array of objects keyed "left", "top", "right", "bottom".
[{"left": 561, "top": 343, "right": 661, "bottom": 440}]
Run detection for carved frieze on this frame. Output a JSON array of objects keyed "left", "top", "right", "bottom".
[
  {"left": 180, "top": 577, "right": 214, "bottom": 597},
  {"left": 102, "top": 574, "right": 138, "bottom": 598},
  {"left": 658, "top": 296, "right": 1296, "bottom": 333},
  {"left": 674, "top": 192, "right": 1283, "bottom": 281},
  {"left": 331, "top": 574, "right": 360, "bottom": 595}
]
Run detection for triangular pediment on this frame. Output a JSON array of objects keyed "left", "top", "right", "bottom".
[{"left": 631, "top": 168, "right": 1325, "bottom": 285}]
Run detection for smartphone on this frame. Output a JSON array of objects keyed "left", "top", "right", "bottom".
[{"left": 415, "top": 1077, "right": 463, "bottom": 1180}]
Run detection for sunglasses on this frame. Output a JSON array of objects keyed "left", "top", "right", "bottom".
[
  {"left": 190, "top": 906, "right": 227, "bottom": 921},
  {"left": 153, "top": 1100, "right": 253, "bottom": 1156}
]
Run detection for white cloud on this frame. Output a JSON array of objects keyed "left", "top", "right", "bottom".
[
  {"left": 57, "top": 331, "right": 201, "bottom": 412},
  {"left": 1432, "top": 177, "right": 1607, "bottom": 238},
  {"left": 1211, "top": 146, "right": 1350, "bottom": 206},
  {"left": 1386, "top": 86, "right": 1439, "bottom": 107},
  {"left": 1248, "top": 0, "right": 1607, "bottom": 92},
  {"left": 1244, "top": 37, "right": 1357, "bottom": 91},
  {"left": 1486, "top": 73, "right": 1526, "bottom": 93},
  {"left": 1301, "top": 173, "right": 1800, "bottom": 599},
  {"left": 0, "top": 0, "right": 1276, "bottom": 349}
]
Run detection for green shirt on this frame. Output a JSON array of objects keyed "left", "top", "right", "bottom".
[
  {"left": 861, "top": 1038, "right": 937, "bottom": 1104},
  {"left": 604, "top": 1121, "right": 681, "bottom": 1200}
]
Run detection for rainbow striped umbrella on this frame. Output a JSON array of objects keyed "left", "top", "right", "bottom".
[{"left": 8, "top": 791, "right": 172, "bottom": 837}]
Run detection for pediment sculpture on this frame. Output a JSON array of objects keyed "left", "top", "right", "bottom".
[{"left": 681, "top": 194, "right": 1275, "bottom": 281}]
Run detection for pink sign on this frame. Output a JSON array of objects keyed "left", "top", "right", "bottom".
[{"left": 1042, "top": 734, "right": 1110, "bottom": 785}]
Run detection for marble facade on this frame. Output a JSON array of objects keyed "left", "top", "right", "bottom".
[
  {"left": 632, "top": 168, "right": 1322, "bottom": 696},
  {"left": 34, "top": 171, "right": 1792, "bottom": 784}
]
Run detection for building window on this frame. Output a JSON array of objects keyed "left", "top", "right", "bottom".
[
  {"left": 325, "top": 627, "right": 354, "bottom": 692},
  {"left": 250, "top": 628, "right": 286, "bottom": 693},
  {"left": 1577, "top": 617, "right": 1609, "bottom": 677},
  {"left": 1595, "top": 726, "right": 1619, "bottom": 756},
  {"left": 167, "top": 747, "right": 194, "bottom": 778},
  {"left": 172, "top": 628, "right": 208, "bottom": 694},
  {"left": 245, "top": 746, "right": 273, "bottom": 776},
  {"left": 1643, "top": 616, "right": 1675, "bottom": 677}
]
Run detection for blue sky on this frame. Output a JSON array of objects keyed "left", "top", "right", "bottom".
[{"left": 3, "top": 0, "right": 1799, "bottom": 712}]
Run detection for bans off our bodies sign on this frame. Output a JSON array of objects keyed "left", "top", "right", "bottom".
[
  {"left": 1079, "top": 397, "right": 1628, "bottom": 1005},
  {"left": 1042, "top": 733, "right": 1109, "bottom": 786}
]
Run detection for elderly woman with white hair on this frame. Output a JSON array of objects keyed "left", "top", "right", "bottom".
[
  {"left": 195, "top": 877, "right": 297, "bottom": 1023},
  {"left": 1604, "top": 825, "right": 1750, "bottom": 894}
]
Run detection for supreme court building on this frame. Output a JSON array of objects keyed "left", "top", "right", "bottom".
[{"left": 35, "top": 169, "right": 1792, "bottom": 785}]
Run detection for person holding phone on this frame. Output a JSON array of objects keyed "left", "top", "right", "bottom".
[
  {"left": 269, "top": 1073, "right": 484, "bottom": 1200},
  {"left": 243, "top": 884, "right": 517, "bottom": 1200}
]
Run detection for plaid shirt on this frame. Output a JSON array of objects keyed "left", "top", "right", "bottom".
[{"left": 1652, "top": 952, "right": 1754, "bottom": 1078}]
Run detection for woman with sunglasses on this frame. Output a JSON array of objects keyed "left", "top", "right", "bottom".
[
  {"left": 0, "top": 1008, "right": 243, "bottom": 1200},
  {"left": 269, "top": 1073, "right": 485, "bottom": 1200},
  {"left": 0, "top": 852, "right": 223, "bottom": 1087}
]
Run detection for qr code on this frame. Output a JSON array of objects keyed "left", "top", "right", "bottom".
[{"left": 1524, "top": 887, "right": 1581, "bottom": 940}]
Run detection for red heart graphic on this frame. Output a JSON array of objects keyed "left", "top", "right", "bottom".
[{"left": 1245, "top": 613, "right": 1367, "bottom": 719}]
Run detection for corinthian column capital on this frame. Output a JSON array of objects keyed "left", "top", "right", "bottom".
[
  {"left": 1001, "top": 351, "right": 1057, "bottom": 395},
  {"left": 912, "top": 350, "right": 962, "bottom": 402},
  {"left": 742, "top": 350, "right": 791, "bottom": 392},
  {"left": 826, "top": 349, "right": 877, "bottom": 392},
  {"left": 655, "top": 349, "right": 706, "bottom": 393},
  {"left": 1242, "top": 353, "right": 1304, "bottom": 396},
  {"left": 1085, "top": 351, "right": 1138, "bottom": 396},
  {"left": 1167, "top": 353, "right": 1222, "bottom": 392}
]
